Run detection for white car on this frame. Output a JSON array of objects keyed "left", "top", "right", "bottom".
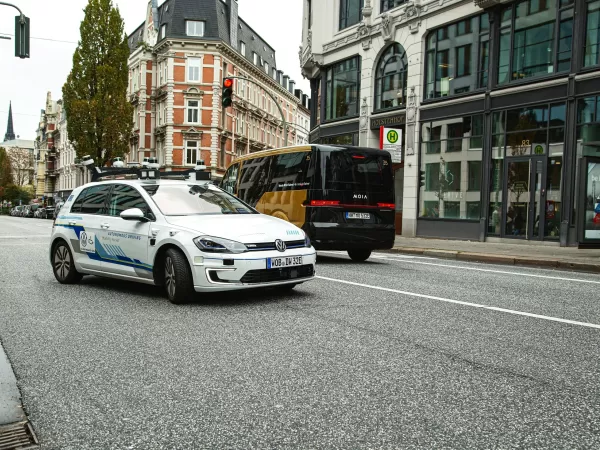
[{"left": 49, "top": 178, "right": 316, "bottom": 304}]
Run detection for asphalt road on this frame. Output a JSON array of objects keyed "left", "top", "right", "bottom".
[{"left": 0, "top": 215, "right": 599, "bottom": 449}]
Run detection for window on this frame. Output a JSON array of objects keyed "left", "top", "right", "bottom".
[
  {"left": 271, "top": 152, "right": 310, "bottom": 190},
  {"left": 253, "top": 52, "right": 259, "bottom": 65},
  {"left": 498, "top": 0, "right": 573, "bottom": 85},
  {"left": 577, "top": 96, "right": 600, "bottom": 157},
  {"left": 584, "top": 0, "right": 600, "bottom": 67},
  {"left": 186, "top": 20, "right": 205, "bottom": 37},
  {"left": 374, "top": 44, "right": 408, "bottom": 112},
  {"left": 221, "top": 163, "right": 240, "bottom": 194},
  {"left": 381, "top": 0, "right": 406, "bottom": 12},
  {"left": 188, "top": 57, "right": 201, "bottom": 82},
  {"left": 187, "top": 100, "right": 199, "bottom": 123},
  {"left": 186, "top": 141, "right": 198, "bottom": 165},
  {"left": 80, "top": 185, "right": 111, "bottom": 215},
  {"left": 324, "top": 56, "right": 360, "bottom": 121},
  {"left": 71, "top": 187, "right": 90, "bottom": 213},
  {"left": 220, "top": 140, "right": 226, "bottom": 168},
  {"left": 420, "top": 114, "right": 484, "bottom": 220},
  {"left": 240, "top": 41, "right": 246, "bottom": 56},
  {"left": 272, "top": 68, "right": 277, "bottom": 79},
  {"left": 160, "top": 24, "right": 166, "bottom": 40},
  {"left": 340, "top": 0, "right": 364, "bottom": 30},
  {"left": 425, "top": 13, "right": 489, "bottom": 99},
  {"left": 108, "top": 185, "right": 151, "bottom": 218}
]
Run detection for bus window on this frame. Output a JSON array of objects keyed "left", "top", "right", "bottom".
[
  {"left": 270, "top": 152, "right": 310, "bottom": 191},
  {"left": 237, "top": 157, "right": 273, "bottom": 206},
  {"left": 221, "top": 163, "right": 240, "bottom": 195}
]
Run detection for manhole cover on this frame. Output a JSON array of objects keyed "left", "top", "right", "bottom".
[{"left": 0, "top": 422, "right": 38, "bottom": 450}]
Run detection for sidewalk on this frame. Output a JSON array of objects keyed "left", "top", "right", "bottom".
[{"left": 392, "top": 237, "right": 600, "bottom": 273}]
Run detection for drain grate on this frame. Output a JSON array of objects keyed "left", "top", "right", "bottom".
[{"left": 0, "top": 422, "right": 38, "bottom": 450}]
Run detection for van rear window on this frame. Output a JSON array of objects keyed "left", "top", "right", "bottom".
[{"left": 323, "top": 151, "right": 392, "bottom": 191}]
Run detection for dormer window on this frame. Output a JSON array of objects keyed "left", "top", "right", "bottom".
[
  {"left": 186, "top": 20, "right": 205, "bottom": 37},
  {"left": 160, "top": 24, "right": 167, "bottom": 39}
]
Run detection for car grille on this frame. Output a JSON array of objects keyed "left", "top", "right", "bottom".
[
  {"left": 245, "top": 240, "right": 305, "bottom": 251},
  {"left": 239, "top": 264, "right": 314, "bottom": 284}
]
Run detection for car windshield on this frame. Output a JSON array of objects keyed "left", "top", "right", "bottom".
[{"left": 143, "top": 183, "right": 256, "bottom": 216}]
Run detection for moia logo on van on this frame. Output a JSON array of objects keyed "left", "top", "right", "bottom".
[{"left": 353, "top": 194, "right": 368, "bottom": 200}]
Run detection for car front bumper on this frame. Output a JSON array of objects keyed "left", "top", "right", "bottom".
[{"left": 190, "top": 248, "right": 317, "bottom": 292}]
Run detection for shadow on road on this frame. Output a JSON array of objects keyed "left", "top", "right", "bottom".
[{"left": 316, "top": 254, "right": 385, "bottom": 265}]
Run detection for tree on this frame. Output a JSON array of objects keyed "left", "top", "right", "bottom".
[
  {"left": 62, "top": 0, "right": 133, "bottom": 167},
  {"left": 4, "top": 184, "right": 32, "bottom": 205},
  {"left": 0, "top": 147, "right": 13, "bottom": 187},
  {"left": 7, "top": 147, "right": 34, "bottom": 186}
]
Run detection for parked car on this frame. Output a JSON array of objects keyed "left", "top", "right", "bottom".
[
  {"left": 44, "top": 206, "right": 55, "bottom": 219},
  {"left": 35, "top": 207, "right": 47, "bottom": 218}
]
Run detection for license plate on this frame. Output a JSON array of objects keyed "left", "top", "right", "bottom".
[
  {"left": 267, "top": 256, "right": 303, "bottom": 269},
  {"left": 346, "top": 212, "right": 370, "bottom": 219}
]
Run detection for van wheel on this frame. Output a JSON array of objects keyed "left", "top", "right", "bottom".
[
  {"left": 52, "top": 242, "right": 83, "bottom": 284},
  {"left": 164, "top": 248, "right": 195, "bottom": 304},
  {"left": 347, "top": 249, "right": 372, "bottom": 262}
]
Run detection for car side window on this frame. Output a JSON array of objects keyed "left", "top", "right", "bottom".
[
  {"left": 221, "top": 163, "right": 239, "bottom": 195},
  {"left": 80, "top": 185, "right": 111, "bottom": 215},
  {"left": 70, "top": 188, "right": 89, "bottom": 213},
  {"left": 108, "top": 184, "right": 153, "bottom": 218}
]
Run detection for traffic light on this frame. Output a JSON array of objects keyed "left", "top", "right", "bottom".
[
  {"left": 419, "top": 170, "right": 426, "bottom": 188},
  {"left": 222, "top": 78, "right": 233, "bottom": 108},
  {"left": 14, "top": 15, "right": 30, "bottom": 59}
]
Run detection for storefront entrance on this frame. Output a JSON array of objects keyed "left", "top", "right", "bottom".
[{"left": 502, "top": 156, "right": 548, "bottom": 240}]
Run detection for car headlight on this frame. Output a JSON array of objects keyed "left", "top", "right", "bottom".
[
  {"left": 193, "top": 236, "right": 247, "bottom": 254},
  {"left": 304, "top": 234, "right": 311, "bottom": 248}
]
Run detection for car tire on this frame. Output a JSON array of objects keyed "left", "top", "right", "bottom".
[
  {"left": 164, "top": 248, "right": 195, "bottom": 305},
  {"left": 347, "top": 249, "right": 372, "bottom": 262},
  {"left": 52, "top": 241, "right": 83, "bottom": 284}
]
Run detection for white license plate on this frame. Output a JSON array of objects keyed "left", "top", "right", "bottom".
[
  {"left": 267, "top": 256, "right": 303, "bottom": 269},
  {"left": 346, "top": 212, "right": 370, "bottom": 219}
]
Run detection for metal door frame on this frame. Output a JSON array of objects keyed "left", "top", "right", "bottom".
[{"left": 502, "top": 155, "right": 547, "bottom": 240}]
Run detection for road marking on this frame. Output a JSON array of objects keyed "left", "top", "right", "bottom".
[
  {"left": 316, "top": 276, "right": 600, "bottom": 330},
  {"left": 318, "top": 251, "right": 600, "bottom": 285}
]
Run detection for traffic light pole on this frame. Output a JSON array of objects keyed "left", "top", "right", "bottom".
[
  {"left": 0, "top": 2, "right": 29, "bottom": 58},
  {"left": 222, "top": 76, "right": 289, "bottom": 147}
]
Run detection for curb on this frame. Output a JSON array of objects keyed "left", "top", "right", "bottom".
[{"left": 389, "top": 247, "right": 600, "bottom": 274}]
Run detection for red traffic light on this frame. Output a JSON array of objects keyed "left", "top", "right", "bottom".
[{"left": 223, "top": 78, "right": 233, "bottom": 88}]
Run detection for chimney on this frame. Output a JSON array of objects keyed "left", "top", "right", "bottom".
[
  {"left": 302, "top": 94, "right": 309, "bottom": 108},
  {"left": 277, "top": 70, "right": 284, "bottom": 84},
  {"left": 294, "top": 89, "right": 302, "bottom": 100},
  {"left": 288, "top": 80, "right": 296, "bottom": 93},
  {"left": 283, "top": 75, "right": 289, "bottom": 90},
  {"left": 227, "top": 0, "right": 239, "bottom": 47}
]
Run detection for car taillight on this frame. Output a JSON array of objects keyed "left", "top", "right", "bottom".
[
  {"left": 377, "top": 203, "right": 395, "bottom": 209},
  {"left": 310, "top": 200, "right": 340, "bottom": 207}
]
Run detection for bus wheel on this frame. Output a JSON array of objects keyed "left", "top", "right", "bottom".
[{"left": 348, "top": 250, "right": 371, "bottom": 262}]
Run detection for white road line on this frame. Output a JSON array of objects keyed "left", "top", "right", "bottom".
[
  {"left": 318, "top": 251, "right": 600, "bottom": 285},
  {"left": 316, "top": 275, "right": 600, "bottom": 330}
]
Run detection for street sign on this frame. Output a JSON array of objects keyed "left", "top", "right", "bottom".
[{"left": 380, "top": 126, "right": 402, "bottom": 163}]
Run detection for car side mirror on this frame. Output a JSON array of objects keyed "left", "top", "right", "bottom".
[{"left": 120, "top": 208, "right": 148, "bottom": 222}]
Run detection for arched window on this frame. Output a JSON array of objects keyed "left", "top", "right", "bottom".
[{"left": 374, "top": 44, "right": 408, "bottom": 111}]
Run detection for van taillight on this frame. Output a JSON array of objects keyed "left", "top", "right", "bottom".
[
  {"left": 310, "top": 200, "right": 340, "bottom": 207},
  {"left": 377, "top": 203, "right": 395, "bottom": 209}
]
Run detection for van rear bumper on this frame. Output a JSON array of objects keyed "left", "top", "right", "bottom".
[{"left": 305, "top": 222, "right": 395, "bottom": 251}]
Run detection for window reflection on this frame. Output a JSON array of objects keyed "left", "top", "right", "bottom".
[
  {"left": 374, "top": 44, "right": 408, "bottom": 111},
  {"left": 325, "top": 57, "right": 360, "bottom": 121},
  {"left": 584, "top": 0, "right": 600, "bottom": 67}
]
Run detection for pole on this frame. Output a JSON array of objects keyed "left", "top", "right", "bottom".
[{"left": 223, "top": 76, "right": 289, "bottom": 147}]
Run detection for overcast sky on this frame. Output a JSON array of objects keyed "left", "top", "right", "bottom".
[{"left": 0, "top": 0, "right": 308, "bottom": 141}]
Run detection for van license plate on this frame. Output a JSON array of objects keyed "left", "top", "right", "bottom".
[
  {"left": 268, "top": 256, "right": 303, "bottom": 269},
  {"left": 346, "top": 212, "right": 370, "bottom": 219}
]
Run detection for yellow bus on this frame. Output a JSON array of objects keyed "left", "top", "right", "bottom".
[{"left": 220, "top": 144, "right": 395, "bottom": 261}]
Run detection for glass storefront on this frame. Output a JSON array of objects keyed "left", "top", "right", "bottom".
[
  {"left": 425, "top": 14, "right": 489, "bottom": 99},
  {"left": 419, "top": 114, "right": 484, "bottom": 219},
  {"left": 581, "top": 158, "right": 600, "bottom": 241}
]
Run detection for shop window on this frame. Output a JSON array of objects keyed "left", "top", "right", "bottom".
[
  {"left": 324, "top": 57, "right": 360, "bottom": 121},
  {"left": 425, "top": 13, "right": 489, "bottom": 99},
  {"left": 420, "top": 114, "right": 484, "bottom": 220},
  {"left": 339, "top": 0, "right": 364, "bottom": 30},
  {"left": 576, "top": 96, "right": 600, "bottom": 157},
  {"left": 584, "top": 0, "right": 600, "bottom": 67},
  {"left": 497, "top": 0, "right": 573, "bottom": 85},
  {"left": 374, "top": 44, "right": 408, "bottom": 112}
]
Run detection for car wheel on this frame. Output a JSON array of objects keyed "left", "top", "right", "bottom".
[
  {"left": 164, "top": 248, "right": 194, "bottom": 304},
  {"left": 347, "top": 249, "right": 372, "bottom": 262},
  {"left": 52, "top": 242, "right": 83, "bottom": 284}
]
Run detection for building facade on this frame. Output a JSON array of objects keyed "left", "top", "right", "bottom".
[
  {"left": 301, "top": 0, "right": 600, "bottom": 246},
  {"left": 127, "top": 0, "right": 309, "bottom": 179},
  {"left": 3, "top": 102, "right": 35, "bottom": 187}
]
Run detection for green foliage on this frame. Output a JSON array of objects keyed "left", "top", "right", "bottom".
[
  {"left": 3, "top": 184, "right": 32, "bottom": 204},
  {"left": 0, "top": 147, "right": 14, "bottom": 187},
  {"left": 62, "top": 0, "right": 133, "bottom": 167}
]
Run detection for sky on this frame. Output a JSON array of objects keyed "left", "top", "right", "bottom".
[{"left": 0, "top": 0, "right": 309, "bottom": 141}]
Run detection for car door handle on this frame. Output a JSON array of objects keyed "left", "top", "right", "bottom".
[{"left": 100, "top": 223, "right": 110, "bottom": 229}]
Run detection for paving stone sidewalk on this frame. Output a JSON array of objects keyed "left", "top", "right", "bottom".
[{"left": 392, "top": 237, "right": 600, "bottom": 273}]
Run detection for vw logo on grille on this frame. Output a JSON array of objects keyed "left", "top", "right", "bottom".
[{"left": 275, "top": 239, "right": 286, "bottom": 252}]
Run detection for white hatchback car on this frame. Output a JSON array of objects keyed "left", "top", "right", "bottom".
[{"left": 50, "top": 179, "right": 316, "bottom": 303}]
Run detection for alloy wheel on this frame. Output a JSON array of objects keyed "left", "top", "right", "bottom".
[
  {"left": 54, "top": 245, "right": 71, "bottom": 281},
  {"left": 165, "top": 256, "right": 176, "bottom": 299}
]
